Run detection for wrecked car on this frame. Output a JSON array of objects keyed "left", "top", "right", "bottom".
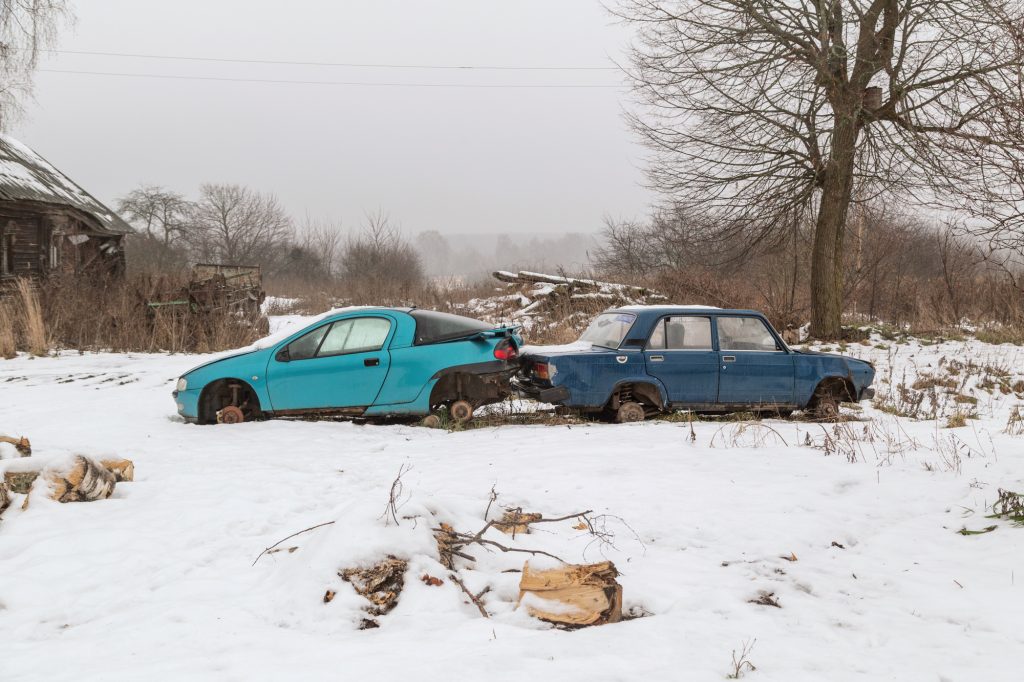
[
  {"left": 514, "top": 306, "right": 875, "bottom": 422},
  {"left": 173, "top": 308, "right": 521, "bottom": 424}
]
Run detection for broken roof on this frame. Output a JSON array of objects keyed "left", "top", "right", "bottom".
[{"left": 0, "top": 134, "right": 132, "bottom": 235}]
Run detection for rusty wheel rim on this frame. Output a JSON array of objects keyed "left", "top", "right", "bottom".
[
  {"left": 450, "top": 400, "right": 474, "bottom": 423},
  {"left": 216, "top": 405, "right": 245, "bottom": 424},
  {"left": 617, "top": 402, "right": 646, "bottom": 423}
]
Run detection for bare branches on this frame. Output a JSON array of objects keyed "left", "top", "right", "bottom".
[{"left": 381, "top": 463, "right": 411, "bottom": 527}]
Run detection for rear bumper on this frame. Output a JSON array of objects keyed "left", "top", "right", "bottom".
[{"left": 512, "top": 377, "right": 570, "bottom": 404}]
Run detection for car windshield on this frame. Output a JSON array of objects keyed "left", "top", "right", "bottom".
[
  {"left": 578, "top": 312, "right": 637, "bottom": 349},
  {"left": 411, "top": 310, "right": 492, "bottom": 345}
]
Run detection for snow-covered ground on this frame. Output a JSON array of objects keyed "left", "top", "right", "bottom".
[{"left": 1, "top": 324, "right": 1023, "bottom": 681}]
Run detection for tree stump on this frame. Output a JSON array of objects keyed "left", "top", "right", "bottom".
[{"left": 519, "top": 561, "right": 623, "bottom": 626}]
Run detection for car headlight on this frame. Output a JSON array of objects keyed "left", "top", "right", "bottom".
[{"left": 176, "top": 377, "right": 188, "bottom": 392}]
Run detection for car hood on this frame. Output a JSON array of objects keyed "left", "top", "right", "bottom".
[
  {"left": 181, "top": 348, "right": 263, "bottom": 378},
  {"left": 793, "top": 348, "right": 874, "bottom": 369}
]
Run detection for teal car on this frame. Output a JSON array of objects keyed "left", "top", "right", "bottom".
[{"left": 172, "top": 308, "right": 521, "bottom": 424}]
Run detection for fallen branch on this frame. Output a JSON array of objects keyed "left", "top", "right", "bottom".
[
  {"left": 252, "top": 520, "right": 336, "bottom": 566},
  {"left": 450, "top": 573, "right": 490, "bottom": 618}
]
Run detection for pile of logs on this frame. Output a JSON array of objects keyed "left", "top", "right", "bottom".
[
  {"left": 469, "top": 270, "right": 666, "bottom": 331},
  {"left": 0, "top": 432, "right": 134, "bottom": 514}
]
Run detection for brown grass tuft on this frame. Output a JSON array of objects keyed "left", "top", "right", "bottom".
[{"left": 15, "top": 278, "right": 49, "bottom": 356}]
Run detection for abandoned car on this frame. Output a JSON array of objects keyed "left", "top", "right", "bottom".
[
  {"left": 172, "top": 307, "right": 521, "bottom": 424},
  {"left": 514, "top": 306, "right": 875, "bottom": 422}
]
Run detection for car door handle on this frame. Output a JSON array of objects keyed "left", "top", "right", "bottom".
[
  {"left": 722, "top": 355, "right": 736, "bottom": 363},
  {"left": 649, "top": 355, "right": 664, "bottom": 362},
  {"left": 364, "top": 357, "right": 380, "bottom": 367}
]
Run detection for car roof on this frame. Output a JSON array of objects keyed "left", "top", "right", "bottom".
[{"left": 609, "top": 305, "right": 763, "bottom": 316}]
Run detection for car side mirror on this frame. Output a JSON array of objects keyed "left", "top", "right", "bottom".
[{"left": 275, "top": 347, "right": 290, "bottom": 363}]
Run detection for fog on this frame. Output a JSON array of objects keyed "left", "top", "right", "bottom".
[{"left": 11, "top": 0, "right": 652, "bottom": 243}]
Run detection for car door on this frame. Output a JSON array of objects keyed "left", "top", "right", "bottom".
[
  {"left": 643, "top": 315, "right": 719, "bottom": 405},
  {"left": 266, "top": 315, "right": 393, "bottom": 411},
  {"left": 714, "top": 315, "right": 795, "bottom": 405}
]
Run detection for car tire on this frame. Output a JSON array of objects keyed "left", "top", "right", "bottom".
[
  {"left": 450, "top": 400, "right": 474, "bottom": 423},
  {"left": 616, "top": 401, "right": 646, "bottom": 423}
]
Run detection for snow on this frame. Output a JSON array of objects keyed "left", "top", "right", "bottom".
[
  {"left": 616, "top": 304, "right": 722, "bottom": 311},
  {"left": 521, "top": 340, "right": 594, "bottom": 355},
  {"left": 1, "top": 329, "right": 1023, "bottom": 681}
]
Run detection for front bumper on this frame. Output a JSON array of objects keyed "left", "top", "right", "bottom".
[
  {"left": 859, "top": 387, "right": 875, "bottom": 401},
  {"left": 172, "top": 387, "right": 202, "bottom": 422}
]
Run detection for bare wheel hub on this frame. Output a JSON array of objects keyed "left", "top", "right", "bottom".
[
  {"left": 814, "top": 396, "right": 840, "bottom": 422},
  {"left": 616, "top": 401, "right": 646, "bottom": 423},
  {"left": 216, "top": 405, "right": 246, "bottom": 424},
  {"left": 450, "top": 400, "right": 474, "bottom": 423}
]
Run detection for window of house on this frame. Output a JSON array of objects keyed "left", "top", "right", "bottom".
[
  {"left": 1, "top": 230, "right": 14, "bottom": 275},
  {"left": 647, "top": 316, "right": 713, "bottom": 350},
  {"left": 717, "top": 316, "right": 781, "bottom": 352}
]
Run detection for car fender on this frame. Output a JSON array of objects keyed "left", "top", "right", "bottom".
[{"left": 604, "top": 375, "right": 669, "bottom": 409}]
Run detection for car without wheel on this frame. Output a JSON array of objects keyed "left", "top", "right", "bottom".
[
  {"left": 172, "top": 308, "right": 521, "bottom": 425},
  {"left": 514, "top": 306, "right": 875, "bottom": 422}
]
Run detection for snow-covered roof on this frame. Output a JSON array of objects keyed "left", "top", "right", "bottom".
[
  {"left": 0, "top": 134, "right": 132, "bottom": 235},
  {"left": 615, "top": 304, "right": 722, "bottom": 311}
]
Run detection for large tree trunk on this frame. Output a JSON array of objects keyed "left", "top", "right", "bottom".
[{"left": 809, "top": 113, "right": 859, "bottom": 339}]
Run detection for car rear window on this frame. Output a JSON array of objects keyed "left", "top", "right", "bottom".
[
  {"left": 578, "top": 312, "right": 637, "bottom": 349},
  {"left": 410, "top": 310, "right": 492, "bottom": 345}
]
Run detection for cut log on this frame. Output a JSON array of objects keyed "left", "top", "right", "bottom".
[
  {"left": 3, "top": 456, "right": 134, "bottom": 493},
  {"left": 44, "top": 455, "right": 116, "bottom": 503},
  {"left": 99, "top": 458, "right": 135, "bottom": 482},
  {"left": 4, "top": 470, "right": 38, "bottom": 495},
  {"left": 518, "top": 561, "right": 622, "bottom": 626},
  {"left": 0, "top": 481, "right": 9, "bottom": 513},
  {"left": 0, "top": 435, "right": 32, "bottom": 458},
  {"left": 495, "top": 509, "right": 542, "bottom": 535}
]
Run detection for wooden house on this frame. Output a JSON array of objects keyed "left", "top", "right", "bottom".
[{"left": 0, "top": 135, "right": 132, "bottom": 282}]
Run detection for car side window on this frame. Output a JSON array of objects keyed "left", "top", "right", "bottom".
[
  {"left": 648, "top": 316, "right": 713, "bottom": 350},
  {"left": 317, "top": 317, "right": 391, "bottom": 357},
  {"left": 717, "top": 316, "right": 780, "bottom": 351},
  {"left": 286, "top": 325, "right": 329, "bottom": 360}
]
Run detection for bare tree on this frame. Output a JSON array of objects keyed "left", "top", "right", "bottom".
[
  {"left": 339, "top": 210, "right": 424, "bottom": 299},
  {"left": 0, "top": 0, "right": 71, "bottom": 127},
  {"left": 618, "top": 0, "right": 1024, "bottom": 338},
  {"left": 189, "top": 183, "right": 292, "bottom": 268},
  {"left": 117, "top": 185, "right": 191, "bottom": 272}
]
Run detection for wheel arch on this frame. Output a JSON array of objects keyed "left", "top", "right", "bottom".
[
  {"left": 809, "top": 375, "right": 856, "bottom": 406},
  {"left": 198, "top": 377, "right": 262, "bottom": 424},
  {"left": 605, "top": 378, "right": 667, "bottom": 411}
]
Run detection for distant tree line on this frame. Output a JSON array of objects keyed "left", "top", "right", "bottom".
[{"left": 117, "top": 184, "right": 424, "bottom": 298}]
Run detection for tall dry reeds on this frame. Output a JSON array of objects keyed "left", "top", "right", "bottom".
[
  {"left": 16, "top": 278, "right": 49, "bottom": 356},
  {"left": 0, "top": 298, "right": 16, "bottom": 358}
]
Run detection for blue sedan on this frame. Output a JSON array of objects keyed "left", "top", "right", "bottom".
[
  {"left": 514, "top": 306, "right": 875, "bottom": 422},
  {"left": 173, "top": 308, "right": 521, "bottom": 424}
]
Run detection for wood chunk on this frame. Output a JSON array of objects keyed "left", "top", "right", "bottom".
[
  {"left": 518, "top": 561, "right": 623, "bottom": 626},
  {"left": 0, "top": 481, "right": 9, "bottom": 513},
  {"left": 340, "top": 556, "right": 407, "bottom": 617},
  {"left": 99, "top": 458, "right": 135, "bottom": 482},
  {"left": 3, "top": 470, "right": 38, "bottom": 494},
  {"left": 44, "top": 455, "right": 116, "bottom": 503},
  {"left": 0, "top": 435, "right": 31, "bottom": 457},
  {"left": 495, "top": 509, "right": 542, "bottom": 535}
]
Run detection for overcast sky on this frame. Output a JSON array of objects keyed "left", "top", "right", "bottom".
[{"left": 11, "top": 0, "right": 653, "bottom": 236}]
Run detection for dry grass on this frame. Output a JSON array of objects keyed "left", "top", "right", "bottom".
[
  {"left": 16, "top": 278, "right": 49, "bottom": 356},
  {"left": 0, "top": 299, "right": 16, "bottom": 358},
  {"left": 1, "top": 275, "right": 263, "bottom": 355}
]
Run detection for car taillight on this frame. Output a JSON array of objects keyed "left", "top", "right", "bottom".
[
  {"left": 494, "top": 338, "right": 518, "bottom": 361},
  {"left": 534, "top": 362, "right": 550, "bottom": 380}
]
